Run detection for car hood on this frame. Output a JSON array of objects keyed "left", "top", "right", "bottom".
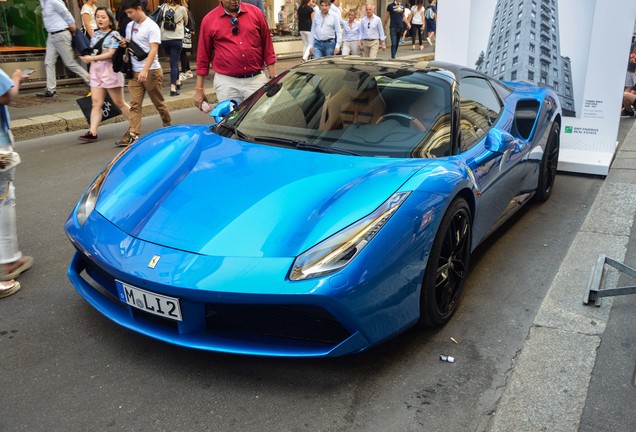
[{"left": 96, "top": 126, "right": 429, "bottom": 257}]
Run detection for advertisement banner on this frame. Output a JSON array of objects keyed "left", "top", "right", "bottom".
[{"left": 435, "top": 0, "right": 636, "bottom": 175}]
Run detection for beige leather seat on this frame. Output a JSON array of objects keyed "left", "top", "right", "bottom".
[{"left": 320, "top": 75, "right": 386, "bottom": 131}]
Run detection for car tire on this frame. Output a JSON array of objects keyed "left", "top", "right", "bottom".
[
  {"left": 534, "top": 122, "right": 560, "bottom": 202},
  {"left": 420, "top": 197, "right": 472, "bottom": 327}
]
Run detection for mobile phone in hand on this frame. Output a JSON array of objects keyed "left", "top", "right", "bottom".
[
  {"left": 201, "top": 101, "right": 213, "bottom": 114},
  {"left": 21, "top": 68, "right": 36, "bottom": 76}
]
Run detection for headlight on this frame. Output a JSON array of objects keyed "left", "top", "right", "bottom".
[
  {"left": 290, "top": 192, "right": 410, "bottom": 281},
  {"left": 76, "top": 147, "right": 132, "bottom": 226}
]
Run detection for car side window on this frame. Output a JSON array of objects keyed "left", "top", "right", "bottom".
[{"left": 458, "top": 77, "right": 502, "bottom": 151}]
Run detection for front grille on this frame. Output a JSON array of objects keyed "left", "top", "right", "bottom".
[
  {"left": 131, "top": 308, "right": 180, "bottom": 330},
  {"left": 205, "top": 304, "right": 351, "bottom": 345}
]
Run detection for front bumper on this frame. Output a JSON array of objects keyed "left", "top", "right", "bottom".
[
  {"left": 68, "top": 251, "right": 373, "bottom": 357},
  {"left": 66, "top": 211, "right": 380, "bottom": 357}
]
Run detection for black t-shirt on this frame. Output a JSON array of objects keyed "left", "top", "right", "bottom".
[
  {"left": 298, "top": 5, "right": 314, "bottom": 32},
  {"left": 386, "top": 2, "right": 405, "bottom": 28}
]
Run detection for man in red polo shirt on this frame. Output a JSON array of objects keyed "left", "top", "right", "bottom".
[{"left": 194, "top": 0, "right": 276, "bottom": 110}]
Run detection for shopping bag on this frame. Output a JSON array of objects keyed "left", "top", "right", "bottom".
[
  {"left": 183, "top": 27, "right": 192, "bottom": 49},
  {"left": 76, "top": 93, "right": 123, "bottom": 125},
  {"left": 149, "top": 6, "right": 164, "bottom": 27}
]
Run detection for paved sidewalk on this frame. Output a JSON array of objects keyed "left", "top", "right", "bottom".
[{"left": 490, "top": 118, "right": 636, "bottom": 432}]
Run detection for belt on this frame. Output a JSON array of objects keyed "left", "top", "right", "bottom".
[
  {"left": 316, "top": 38, "right": 335, "bottom": 42},
  {"left": 363, "top": 39, "right": 379, "bottom": 41},
  {"left": 49, "top": 28, "right": 69, "bottom": 35},
  {"left": 232, "top": 71, "right": 262, "bottom": 79}
]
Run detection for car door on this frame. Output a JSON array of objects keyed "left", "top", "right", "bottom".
[{"left": 458, "top": 76, "right": 525, "bottom": 244}]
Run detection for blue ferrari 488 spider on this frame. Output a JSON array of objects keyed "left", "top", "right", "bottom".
[{"left": 65, "top": 59, "right": 561, "bottom": 357}]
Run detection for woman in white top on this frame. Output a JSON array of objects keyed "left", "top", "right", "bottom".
[
  {"left": 409, "top": 0, "right": 425, "bottom": 50},
  {"left": 159, "top": 0, "right": 189, "bottom": 96},
  {"left": 81, "top": 0, "right": 98, "bottom": 37},
  {"left": 401, "top": 2, "right": 412, "bottom": 43}
]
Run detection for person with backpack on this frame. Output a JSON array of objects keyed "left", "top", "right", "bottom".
[
  {"left": 77, "top": 7, "right": 130, "bottom": 142},
  {"left": 424, "top": 0, "right": 436, "bottom": 46},
  {"left": 115, "top": 0, "right": 172, "bottom": 147},
  {"left": 158, "top": 0, "right": 188, "bottom": 96}
]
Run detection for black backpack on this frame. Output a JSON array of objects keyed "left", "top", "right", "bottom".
[{"left": 163, "top": 7, "right": 177, "bottom": 31}]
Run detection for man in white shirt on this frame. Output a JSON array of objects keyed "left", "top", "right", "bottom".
[
  {"left": 37, "top": 0, "right": 89, "bottom": 98},
  {"left": 358, "top": 4, "right": 386, "bottom": 59},
  {"left": 116, "top": 0, "right": 171, "bottom": 146},
  {"left": 310, "top": 0, "right": 341, "bottom": 58}
]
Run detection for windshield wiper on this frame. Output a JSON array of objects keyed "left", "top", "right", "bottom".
[
  {"left": 216, "top": 123, "right": 253, "bottom": 141},
  {"left": 254, "top": 136, "right": 362, "bottom": 156},
  {"left": 296, "top": 142, "right": 362, "bottom": 156}
]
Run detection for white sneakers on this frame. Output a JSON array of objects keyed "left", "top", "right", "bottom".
[{"left": 179, "top": 71, "right": 194, "bottom": 81}]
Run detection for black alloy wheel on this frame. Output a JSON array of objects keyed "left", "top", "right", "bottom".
[
  {"left": 535, "top": 122, "right": 560, "bottom": 202},
  {"left": 420, "top": 198, "right": 472, "bottom": 327}
]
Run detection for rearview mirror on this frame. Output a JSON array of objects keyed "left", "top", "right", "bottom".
[
  {"left": 485, "top": 129, "right": 516, "bottom": 154},
  {"left": 210, "top": 99, "right": 238, "bottom": 124}
]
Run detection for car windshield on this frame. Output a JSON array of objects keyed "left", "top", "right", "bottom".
[{"left": 217, "top": 63, "right": 454, "bottom": 158}]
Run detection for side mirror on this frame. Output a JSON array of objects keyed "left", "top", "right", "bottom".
[
  {"left": 210, "top": 99, "right": 238, "bottom": 124},
  {"left": 484, "top": 128, "right": 516, "bottom": 154}
]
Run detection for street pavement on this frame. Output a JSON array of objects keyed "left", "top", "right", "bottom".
[{"left": 6, "top": 43, "right": 636, "bottom": 431}]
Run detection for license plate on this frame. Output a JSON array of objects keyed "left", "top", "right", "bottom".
[{"left": 116, "top": 281, "right": 183, "bottom": 321}]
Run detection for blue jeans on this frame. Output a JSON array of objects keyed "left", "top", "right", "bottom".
[
  {"left": 161, "top": 39, "right": 183, "bottom": 85},
  {"left": 313, "top": 39, "right": 336, "bottom": 59},
  {"left": 389, "top": 27, "right": 402, "bottom": 59}
]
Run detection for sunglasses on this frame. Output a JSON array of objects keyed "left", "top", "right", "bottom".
[
  {"left": 368, "top": 22, "right": 370, "bottom": 28},
  {"left": 231, "top": 17, "right": 239, "bottom": 35}
]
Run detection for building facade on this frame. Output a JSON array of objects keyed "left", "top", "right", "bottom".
[{"left": 476, "top": 0, "right": 575, "bottom": 116}]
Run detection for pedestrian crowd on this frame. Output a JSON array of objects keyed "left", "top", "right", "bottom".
[
  {"left": 27, "top": 0, "right": 439, "bottom": 148},
  {"left": 297, "top": 0, "right": 436, "bottom": 61}
]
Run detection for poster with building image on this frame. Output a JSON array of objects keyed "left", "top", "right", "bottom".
[{"left": 435, "top": 0, "right": 636, "bottom": 175}]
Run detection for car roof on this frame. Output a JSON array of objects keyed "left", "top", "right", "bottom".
[
  {"left": 296, "top": 57, "right": 513, "bottom": 98},
  {"left": 301, "top": 57, "right": 483, "bottom": 78},
  {"left": 297, "top": 57, "right": 456, "bottom": 84}
]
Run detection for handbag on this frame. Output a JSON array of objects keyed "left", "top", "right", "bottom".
[
  {"left": 112, "top": 46, "right": 132, "bottom": 78},
  {"left": 76, "top": 93, "right": 123, "bottom": 125},
  {"left": 72, "top": 30, "right": 91, "bottom": 55},
  {"left": 183, "top": 27, "right": 192, "bottom": 49},
  {"left": 127, "top": 40, "right": 149, "bottom": 61},
  {"left": 149, "top": 5, "right": 164, "bottom": 27},
  {"left": 125, "top": 24, "right": 148, "bottom": 61}
]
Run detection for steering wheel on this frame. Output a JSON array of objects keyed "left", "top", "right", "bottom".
[{"left": 376, "top": 113, "right": 426, "bottom": 132}]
